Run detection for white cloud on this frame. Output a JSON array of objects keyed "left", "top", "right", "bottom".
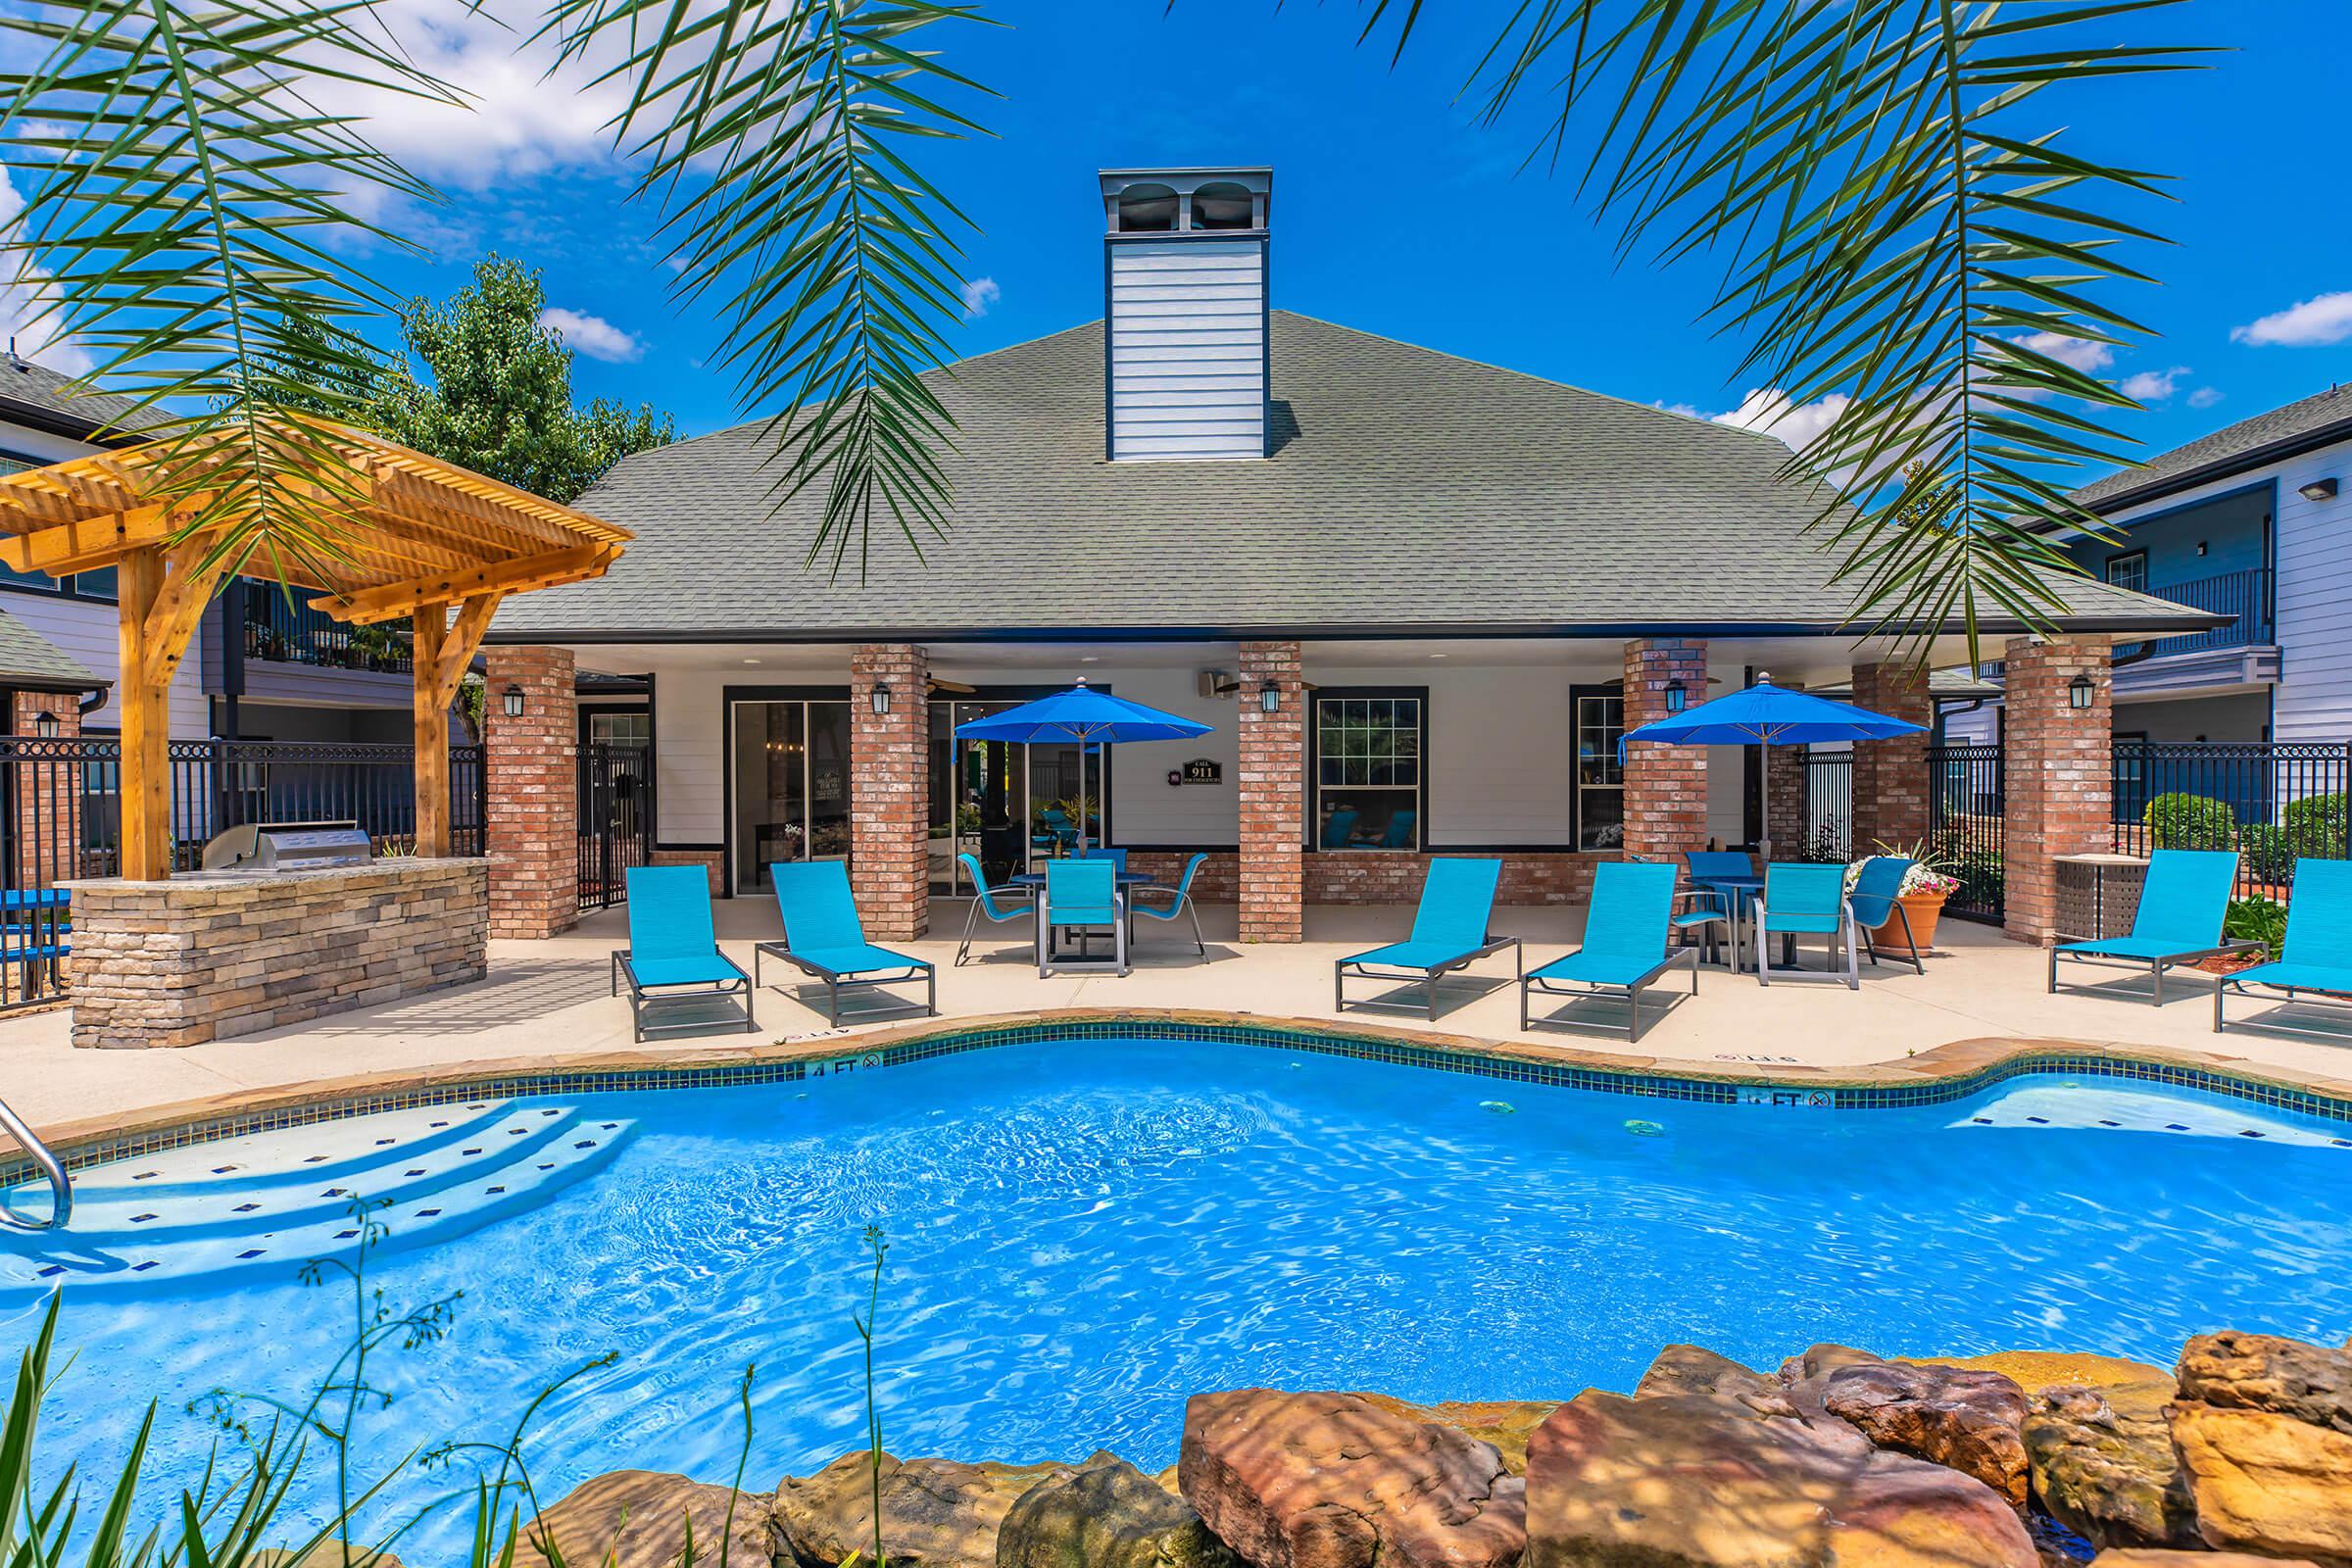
[
  {"left": 1709, "top": 386, "right": 1850, "bottom": 452},
  {"left": 1651, "top": 399, "right": 1706, "bottom": 418},
  {"left": 0, "top": 167, "right": 89, "bottom": 375},
  {"left": 2012, "top": 331, "right": 2115, "bottom": 375},
  {"left": 2187, "top": 386, "right": 2225, "bottom": 410},
  {"left": 2118, "top": 365, "right": 2190, "bottom": 403},
  {"left": 958, "top": 276, "right": 1000, "bottom": 319},
  {"left": 537, "top": 307, "right": 644, "bottom": 363},
  {"left": 2232, "top": 291, "right": 2352, "bottom": 348}
]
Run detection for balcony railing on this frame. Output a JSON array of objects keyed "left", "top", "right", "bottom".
[
  {"left": 244, "top": 589, "right": 413, "bottom": 674},
  {"left": 2139, "top": 566, "right": 2272, "bottom": 659}
]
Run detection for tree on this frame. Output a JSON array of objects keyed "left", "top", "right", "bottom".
[{"left": 1, "top": 0, "right": 2201, "bottom": 649}]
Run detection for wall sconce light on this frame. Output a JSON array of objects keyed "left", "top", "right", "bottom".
[
  {"left": 870, "top": 684, "right": 892, "bottom": 717},
  {"left": 31, "top": 710, "right": 58, "bottom": 739},
  {"left": 2068, "top": 673, "right": 2095, "bottom": 710},
  {"left": 1258, "top": 679, "right": 1280, "bottom": 714},
  {"left": 502, "top": 684, "right": 525, "bottom": 719},
  {"left": 1664, "top": 678, "right": 1688, "bottom": 714},
  {"left": 2300, "top": 477, "right": 2339, "bottom": 503}
]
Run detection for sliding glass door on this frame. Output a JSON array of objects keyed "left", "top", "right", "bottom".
[
  {"left": 925, "top": 697, "right": 1103, "bottom": 896},
  {"left": 730, "top": 698, "right": 852, "bottom": 892}
]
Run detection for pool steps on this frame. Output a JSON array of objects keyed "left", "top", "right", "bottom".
[{"left": 0, "top": 1100, "right": 636, "bottom": 1296}]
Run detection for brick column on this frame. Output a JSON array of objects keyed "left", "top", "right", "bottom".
[
  {"left": 851, "top": 644, "right": 929, "bottom": 941},
  {"left": 11, "top": 691, "right": 80, "bottom": 889},
  {"left": 2002, "top": 635, "right": 2112, "bottom": 944},
  {"left": 1849, "top": 662, "right": 1932, "bottom": 854},
  {"left": 1238, "top": 640, "right": 1304, "bottom": 942},
  {"left": 1622, "top": 639, "right": 1708, "bottom": 859},
  {"left": 484, "top": 645, "right": 578, "bottom": 939},
  {"left": 1765, "top": 743, "right": 1809, "bottom": 856}
]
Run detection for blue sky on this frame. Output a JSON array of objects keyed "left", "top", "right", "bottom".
[{"left": 127, "top": 1, "right": 2352, "bottom": 470}]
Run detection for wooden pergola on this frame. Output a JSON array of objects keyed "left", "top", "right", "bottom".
[{"left": 0, "top": 423, "right": 630, "bottom": 879}]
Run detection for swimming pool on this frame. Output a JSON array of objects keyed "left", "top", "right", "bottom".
[{"left": 8, "top": 1033, "right": 2352, "bottom": 1557}]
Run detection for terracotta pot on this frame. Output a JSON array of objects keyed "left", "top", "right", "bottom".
[{"left": 1866, "top": 890, "right": 1946, "bottom": 956}]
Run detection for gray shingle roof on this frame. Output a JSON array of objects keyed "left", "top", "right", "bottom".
[
  {"left": 0, "top": 609, "right": 99, "bottom": 690},
  {"left": 0, "top": 355, "right": 162, "bottom": 444},
  {"left": 2073, "top": 384, "right": 2352, "bottom": 513},
  {"left": 497, "top": 312, "right": 2220, "bottom": 642}
]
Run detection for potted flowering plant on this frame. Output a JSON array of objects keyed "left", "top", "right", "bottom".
[{"left": 1845, "top": 840, "right": 1961, "bottom": 958}]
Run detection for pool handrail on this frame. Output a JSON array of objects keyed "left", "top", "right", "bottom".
[{"left": 0, "top": 1094, "right": 70, "bottom": 1231}]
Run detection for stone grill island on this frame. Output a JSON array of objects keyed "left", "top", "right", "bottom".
[{"left": 0, "top": 421, "right": 632, "bottom": 1051}]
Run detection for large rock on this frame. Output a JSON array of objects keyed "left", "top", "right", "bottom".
[
  {"left": 1819, "top": 1360, "right": 2030, "bottom": 1508},
  {"left": 2090, "top": 1553, "right": 2324, "bottom": 1567},
  {"left": 2022, "top": 1380, "right": 2198, "bottom": 1550},
  {"left": 2169, "top": 1401, "right": 2352, "bottom": 1566},
  {"left": 997, "top": 1456, "right": 1239, "bottom": 1568},
  {"left": 1780, "top": 1344, "right": 1886, "bottom": 1383},
  {"left": 1637, "top": 1346, "right": 1795, "bottom": 1415},
  {"left": 1353, "top": 1395, "right": 1565, "bottom": 1475},
  {"left": 773, "top": 1451, "right": 1078, "bottom": 1568},
  {"left": 523, "top": 1471, "right": 771, "bottom": 1568},
  {"left": 2177, "top": 1330, "right": 2352, "bottom": 1433},
  {"left": 1178, "top": 1389, "right": 1526, "bottom": 1568},
  {"left": 1523, "top": 1390, "right": 2037, "bottom": 1567}
]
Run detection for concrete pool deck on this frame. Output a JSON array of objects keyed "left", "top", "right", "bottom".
[{"left": 7, "top": 895, "right": 2352, "bottom": 1144}]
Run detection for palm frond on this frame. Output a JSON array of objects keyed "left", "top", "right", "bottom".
[
  {"left": 0, "top": 0, "right": 461, "bottom": 579},
  {"left": 1373, "top": 0, "right": 2206, "bottom": 659},
  {"left": 539, "top": 0, "right": 993, "bottom": 579}
]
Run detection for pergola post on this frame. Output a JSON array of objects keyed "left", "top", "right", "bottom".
[
  {"left": 413, "top": 595, "right": 502, "bottom": 858},
  {"left": 115, "top": 546, "right": 167, "bottom": 880}
]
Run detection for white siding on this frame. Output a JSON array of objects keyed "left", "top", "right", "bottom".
[
  {"left": 1106, "top": 240, "right": 1265, "bottom": 462},
  {"left": 2269, "top": 437, "right": 2352, "bottom": 742}
]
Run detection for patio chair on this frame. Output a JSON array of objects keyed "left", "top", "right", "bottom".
[
  {"left": 2215, "top": 858, "right": 2352, "bottom": 1033},
  {"left": 1754, "top": 862, "right": 1859, "bottom": 989},
  {"left": 2050, "top": 849, "right": 2253, "bottom": 1005},
  {"left": 953, "top": 852, "right": 1033, "bottom": 966},
  {"left": 610, "top": 865, "right": 755, "bottom": 1043},
  {"left": 1671, "top": 883, "right": 1736, "bottom": 968},
  {"left": 1845, "top": 856, "right": 1923, "bottom": 975},
  {"left": 1520, "top": 860, "right": 1694, "bottom": 1042},
  {"left": 1320, "top": 808, "right": 1360, "bottom": 849},
  {"left": 1686, "top": 851, "right": 1755, "bottom": 883},
  {"left": 1334, "top": 858, "right": 1519, "bottom": 1022},
  {"left": 1039, "top": 858, "right": 1127, "bottom": 977},
  {"left": 1380, "top": 809, "right": 1417, "bottom": 849},
  {"left": 1078, "top": 846, "right": 1130, "bottom": 874},
  {"left": 1133, "top": 852, "right": 1209, "bottom": 956},
  {"left": 758, "top": 859, "right": 936, "bottom": 1026}
]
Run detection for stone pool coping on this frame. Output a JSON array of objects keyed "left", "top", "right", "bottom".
[{"left": 12, "top": 1008, "right": 2352, "bottom": 1180}]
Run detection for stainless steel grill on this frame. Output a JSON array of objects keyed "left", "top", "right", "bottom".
[{"left": 200, "top": 820, "right": 373, "bottom": 873}]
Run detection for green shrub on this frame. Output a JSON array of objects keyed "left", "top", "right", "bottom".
[
  {"left": 2223, "top": 895, "right": 2288, "bottom": 956},
  {"left": 2145, "top": 792, "right": 2234, "bottom": 850},
  {"left": 2238, "top": 823, "right": 2293, "bottom": 886},
  {"left": 2285, "top": 792, "right": 2348, "bottom": 861}
]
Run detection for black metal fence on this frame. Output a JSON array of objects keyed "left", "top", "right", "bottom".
[
  {"left": 2142, "top": 567, "right": 2272, "bottom": 659},
  {"left": 2112, "top": 739, "right": 2352, "bottom": 900},
  {"left": 578, "top": 740, "right": 654, "bottom": 910},
  {"left": 245, "top": 589, "right": 414, "bottom": 673},
  {"left": 1800, "top": 752, "right": 1852, "bottom": 861},
  {"left": 1927, "top": 743, "right": 2005, "bottom": 923}
]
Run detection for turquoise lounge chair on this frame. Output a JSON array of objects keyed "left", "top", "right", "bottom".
[
  {"left": 610, "top": 864, "right": 754, "bottom": 1043},
  {"left": 1133, "top": 852, "right": 1209, "bottom": 956},
  {"left": 758, "top": 860, "right": 936, "bottom": 1025},
  {"left": 2050, "top": 849, "right": 2252, "bottom": 1005},
  {"left": 1755, "top": 862, "right": 1858, "bottom": 989},
  {"left": 1520, "top": 860, "right": 1693, "bottom": 1041},
  {"left": 953, "top": 852, "right": 1032, "bottom": 966},
  {"left": 1334, "top": 858, "right": 1517, "bottom": 1021},
  {"left": 2215, "top": 858, "right": 2352, "bottom": 1033},
  {"left": 1845, "top": 856, "right": 1922, "bottom": 975}
]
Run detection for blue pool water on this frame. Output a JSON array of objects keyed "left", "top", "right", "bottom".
[{"left": 9, "top": 1037, "right": 2352, "bottom": 1557}]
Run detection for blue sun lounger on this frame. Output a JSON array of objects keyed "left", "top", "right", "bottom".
[
  {"left": 1520, "top": 860, "right": 1693, "bottom": 1042},
  {"left": 2215, "top": 858, "right": 2352, "bottom": 1033},
  {"left": 2049, "top": 849, "right": 2253, "bottom": 1005},
  {"left": 1334, "top": 858, "right": 1517, "bottom": 1022},
  {"left": 759, "top": 860, "right": 937, "bottom": 1026},
  {"left": 610, "top": 864, "right": 755, "bottom": 1043}
]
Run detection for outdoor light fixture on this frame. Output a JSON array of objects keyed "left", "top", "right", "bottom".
[
  {"left": 1258, "top": 679, "right": 1281, "bottom": 713},
  {"left": 2068, "top": 673, "right": 2095, "bottom": 710},
  {"left": 31, "top": 710, "right": 57, "bottom": 739},
  {"left": 502, "top": 684, "right": 525, "bottom": 719},
  {"left": 2300, "top": 476, "right": 2340, "bottom": 504},
  {"left": 1664, "top": 678, "right": 1688, "bottom": 714},
  {"left": 870, "top": 684, "right": 892, "bottom": 716}
]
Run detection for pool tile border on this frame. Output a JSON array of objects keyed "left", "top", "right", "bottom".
[{"left": 11, "top": 1010, "right": 2352, "bottom": 1185}]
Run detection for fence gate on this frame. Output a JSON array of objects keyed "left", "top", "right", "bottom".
[
  {"left": 1926, "top": 743, "right": 2004, "bottom": 923},
  {"left": 578, "top": 740, "right": 654, "bottom": 910}
]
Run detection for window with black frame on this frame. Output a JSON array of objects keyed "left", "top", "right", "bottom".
[
  {"left": 1314, "top": 693, "right": 1422, "bottom": 851},
  {"left": 1574, "top": 690, "right": 1626, "bottom": 851}
]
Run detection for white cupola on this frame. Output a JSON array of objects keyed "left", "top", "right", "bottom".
[{"left": 1099, "top": 167, "right": 1272, "bottom": 462}]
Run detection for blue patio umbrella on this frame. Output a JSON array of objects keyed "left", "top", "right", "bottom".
[
  {"left": 1620, "top": 674, "right": 1927, "bottom": 854},
  {"left": 954, "top": 679, "right": 1211, "bottom": 853}
]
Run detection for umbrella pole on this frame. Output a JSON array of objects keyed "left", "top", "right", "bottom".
[{"left": 1759, "top": 742, "right": 1771, "bottom": 860}]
